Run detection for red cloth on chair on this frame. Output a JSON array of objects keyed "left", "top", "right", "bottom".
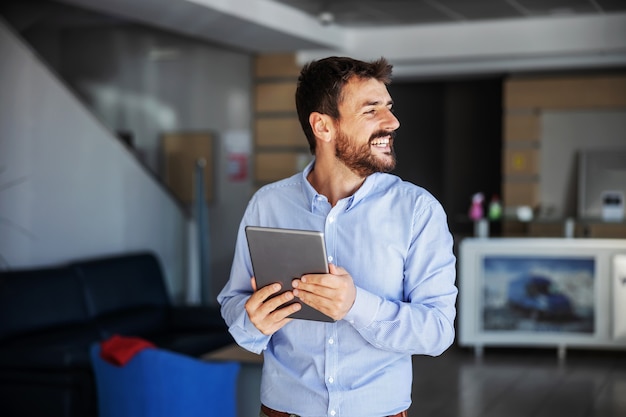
[{"left": 100, "top": 334, "right": 155, "bottom": 366}]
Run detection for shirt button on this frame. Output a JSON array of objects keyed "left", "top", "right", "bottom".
[
  {"left": 330, "top": 411, "right": 336, "bottom": 416},
  {"left": 328, "top": 377, "right": 334, "bottom": 383},
  {"left": 327, "top": 255, "right": 333, "bottom": 262},
  {"left": 328, "top": 338, "right": 334, "bottom": 344},
  {"left": 328, "top": 216, "right": 335, "bottom": 223}
]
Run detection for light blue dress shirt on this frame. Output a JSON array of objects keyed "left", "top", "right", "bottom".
[{"left": 218, "top": 161, "right": 457, "bottom": 417}]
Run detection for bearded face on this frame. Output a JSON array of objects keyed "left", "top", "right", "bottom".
[{"left": 334, "top": 127, "right": 397, "bottom": 177}]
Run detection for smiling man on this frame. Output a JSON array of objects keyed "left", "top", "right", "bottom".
[{"left": 218, "top": 56, "right": 458, "bottom": 417}]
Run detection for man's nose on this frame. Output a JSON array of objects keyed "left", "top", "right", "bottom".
[{"left": 383, "top": 108, "right": 400, "bottom": 131}]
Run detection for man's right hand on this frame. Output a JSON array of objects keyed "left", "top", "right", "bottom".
[{"left": 245, "top": 277, "right": 301, "bottom": 335}]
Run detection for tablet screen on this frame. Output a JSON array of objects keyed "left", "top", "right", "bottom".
[{"left": 245, "top": 226, "right": 334, "bottom": 322}]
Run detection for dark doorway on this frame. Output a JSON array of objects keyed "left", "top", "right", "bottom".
[{"left": 389, "top": 78, "right": 503, "bottom": 236}]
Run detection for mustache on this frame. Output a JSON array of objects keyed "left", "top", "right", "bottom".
[{"left": 369, "top": 130, "right": 396, "bottom": 142}]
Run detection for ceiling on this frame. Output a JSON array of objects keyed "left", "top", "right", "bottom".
[
  {"left": 272, "top": 0, "right": 626, "bottom": 27},
  {"left": 3, "top": 0, "right": 626, "bottom": 78}
]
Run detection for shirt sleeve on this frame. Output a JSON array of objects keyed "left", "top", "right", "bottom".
[
  {"left": 343, "top": 200, "right": 458, "bottom": 356},
  {"left": 217, "top": 204, "right": 271, "bottom": 354}
]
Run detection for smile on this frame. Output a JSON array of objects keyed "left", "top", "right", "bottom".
[{"left": 370, "top": 137, "right": 390, "bottom": 147}]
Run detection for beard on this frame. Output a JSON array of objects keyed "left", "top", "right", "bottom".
[{"left": 335, "top": 129, "right": 397, "bottom": 177}]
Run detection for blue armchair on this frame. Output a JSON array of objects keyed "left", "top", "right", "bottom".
[{"left": 90, "top": 344, "right": 240, "bottom": 417}]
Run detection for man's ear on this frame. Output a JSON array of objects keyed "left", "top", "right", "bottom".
[{"left": 309, "top": 112, "right": 333, "bottom": 143}]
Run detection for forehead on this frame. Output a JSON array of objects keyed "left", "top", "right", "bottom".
[{"left": 340, "top": 77, "right": 392, "bottom": 110}]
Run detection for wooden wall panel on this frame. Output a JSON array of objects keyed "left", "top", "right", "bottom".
[
  {"left": 501, "top": 72, "right": 626, "bottom": 237},
  {"left": 255, "top": 82, "right": 297, "bottom": 113},
  {"left": 502, "top": 181, "right": 539, "bottom": 208},
  {"left": 501, "top": 220, "right": 528, "bottom": 237},
  {"left": 255, "top": 152, "right": 308, "bottom": 183},
  {"left": 503, "top": 148, "right": 539, "bottom": 176},
  {"left": 504, "top": 75, "right": 626, "bottom": 110},
  {"left": 527, "top": 222, "right": 564, "bottom": 237},
  {"left": 254, "top": 53, "right": 303, "bottom": 185},
  {"left": 504, "top": 113, "right": 540, "bottom": 142},
  {"left": 586, "top": 223, "right": 626, "bottom": 239},
  {"left": 255, "top": 118, "right": 307, "bottom": 148},
  {"left": 255, "top": 53, "right": 301, "bottom": 78},
  {"left": 162, "top": 132, "right": 213, "bottom": 203}
]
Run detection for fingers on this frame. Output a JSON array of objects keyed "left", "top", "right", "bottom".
[
  {"left": 249, "top": 283, "right": 291, "bottom": 312},
  {"left": 292, "top": 264, "right": 356, "bottom": 321},
  {"left": 245, "top": 282, "right": 301, "bottom": 335},
  {"left": 329, "top": 263, "right": 348, "bottom": 275},
  {"left": 294, "top": 264, "right": 348, "bottom": 295},
  {"left": 247, "top": 283, "right": 282, "bottom": 314}
]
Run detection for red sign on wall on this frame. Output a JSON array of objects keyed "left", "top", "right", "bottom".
[{"left": 227, "top": 153, "right": 248, "bottom": 181}]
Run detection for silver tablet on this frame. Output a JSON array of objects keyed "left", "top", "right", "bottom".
[{"left": 245, "top": 226, "right": 335, "bottom": 322}]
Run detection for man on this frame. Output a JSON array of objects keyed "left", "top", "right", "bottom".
[{"left": 218, "top": 56, "right": 457, "bottom": 417}]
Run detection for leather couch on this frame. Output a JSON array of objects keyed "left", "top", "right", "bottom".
[{"left": 0, "top": 252, "right": 234, "bottom": 417}]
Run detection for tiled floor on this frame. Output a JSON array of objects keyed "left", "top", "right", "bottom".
[
  {"left": 218, "top": 342, "right": 626, "bottom": 417},
  {"left": 410, "top": 345, "right": 626, "bottom": 417}
]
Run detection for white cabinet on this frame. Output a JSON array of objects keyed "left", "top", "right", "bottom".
[
  {"left": 458, "top": 238, "right": 626, "bottom": 358},
  {"left": 613, "top": 254, "right": 626, "bottom": 340}
]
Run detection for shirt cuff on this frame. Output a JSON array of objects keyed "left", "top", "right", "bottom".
[
  {"left": 228, "top": 310, "right": 271, "bottom": 354},
  {"left": 343, "top": 286, "right": 380, "bottom": 329}
]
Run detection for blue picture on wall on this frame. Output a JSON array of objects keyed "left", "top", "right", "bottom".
[{"left": 482, "top": 256, "right": 595, "bottom": 333}]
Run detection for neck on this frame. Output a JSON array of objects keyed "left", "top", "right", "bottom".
[{"left": 307, "top": 157, "right": 366, "bottom": 207}]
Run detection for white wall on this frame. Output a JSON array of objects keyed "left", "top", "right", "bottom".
[
  {"left": 57, "top": 25, "right": 253, "bottom": 303},
  {"left": 0, "top": 18, "right": 186, "bottom": 295},
  {"left": 541, "top": 110, "right": 626, "bottom": 219},
  {"left": 0, "top": 18, "right": 253, "bottom": 302}
]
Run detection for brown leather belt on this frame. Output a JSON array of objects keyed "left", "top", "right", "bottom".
[{"left": 261, "top": 404, "right": 408, "bottom": 417}]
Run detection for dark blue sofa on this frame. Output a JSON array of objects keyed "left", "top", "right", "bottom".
[{"left": 0, "top": 252, "right": 234, "bottom": 417}]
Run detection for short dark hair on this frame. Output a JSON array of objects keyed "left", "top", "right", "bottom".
[{"left": 295, "top": 56, "right": 393, "bottom": 154}]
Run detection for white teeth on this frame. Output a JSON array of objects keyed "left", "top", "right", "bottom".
[{"left": 371, "top": 139, "right": 389, "bottom": 146}]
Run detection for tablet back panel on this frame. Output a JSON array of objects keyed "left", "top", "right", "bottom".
[{"left": 245, "top": 226, "right": 334, "bottom": 322}]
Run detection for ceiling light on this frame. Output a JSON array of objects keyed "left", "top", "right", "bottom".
[{"left": 318, "top": 11, "right": 335, "bottom": 26}]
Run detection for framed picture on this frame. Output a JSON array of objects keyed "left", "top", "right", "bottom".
[
  {"left": 459, "top": 238, "right": 626, "bottom": 353},
  {"left": 482, "top": 255, "right": 595, "bottom": 333}
]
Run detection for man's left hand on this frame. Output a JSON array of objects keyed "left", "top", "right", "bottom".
[{"left": 292, "top": 263, "right": 356, "bottom": 321}]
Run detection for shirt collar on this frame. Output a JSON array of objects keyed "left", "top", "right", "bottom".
[
  {"left": 301, "top": 160, "right": 321, "bottom": 212},
  {"left": 349, "top": 172, "right": 378, "bottom": 210},
  {"left": 301, "top": 160, "right": 380, "bottom": 212}
]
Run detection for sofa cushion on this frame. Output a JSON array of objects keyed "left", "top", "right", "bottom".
[
  {"left": 0, "top": 367, "right": 95, "bottom": 417},
  {"left": 95, "top": 306, "right": 168, "bottom": 338},
  {"left": 0, "top": 266, "right": 91, "bottom": 342},
  {"left": 166, "top": 305, "right": 230, "bottom": 332},
  {"left": 148, "top": 331, "right": 235, "bottom": 358},
  {"left": 74, "top": 252, "right": 170, "bottom": 318},
  {"left": 0, "top": 340, "right": 95, "bottom": 370}
]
